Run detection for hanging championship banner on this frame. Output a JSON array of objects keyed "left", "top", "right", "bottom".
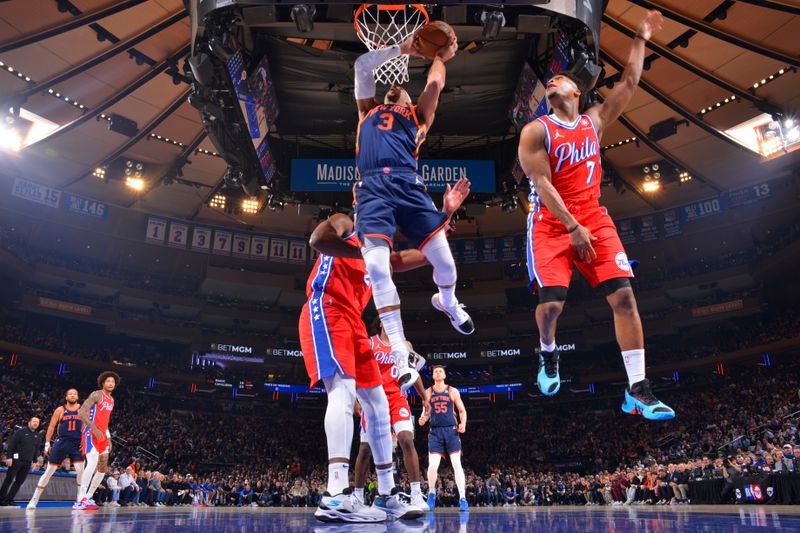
[
  {"left": 289, "top": 240, "right": 307, "bottom": 264},
  {"left": 502, "top": 235, "right": 522, "bottom": 262},
  {"left": 191, "top": 227, "right": 212, "bottom": 253},
  {"left": 168, "top": 222, "right": 189, "bottom": 249},
  {"left": 461, "top": 239, "right": 479, "bottom": 264},
  {"left": 481, "top": 238, "right": 499, "bottom": 263},
  {"left": 662, "top": 209, "right": 681, "bottom": 239},
  {"left": 270, "top": 238, "right": 288, "bottom": 262},
  {"left": 145, "top": 218, "right": 167, "bottom": 245},
  {"left": 639, "top": 214, "right": 660, "bottom": 242},
  {"left": 213, "top": 230, "right": 233, "bottom": 255},
  {"left": 250, "top": 235, "right": 269, "bottom": 260},
  {"left": 617, "top": 218, "right": 636, "bottom": 246},
  {"left": 232, "top": 234, "right": 251, "bottom": 258}
]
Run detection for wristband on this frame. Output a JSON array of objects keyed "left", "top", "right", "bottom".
[{"left": 568, "top": 224, "right": 580, "bottom": 233}]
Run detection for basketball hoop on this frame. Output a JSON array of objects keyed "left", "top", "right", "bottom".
[{"left": 354, "top": 4, "right": 429, "bottom": 86}]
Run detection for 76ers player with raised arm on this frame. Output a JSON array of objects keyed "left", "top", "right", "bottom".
[
  {"left": 518, "top": 10, "right": 674, "bottom": 421},
  {"left": 27, "top": 389, "right": 84, "bottom": 509},
  {"left": 302, "top": 177, "right": 469, "bottom": 523},
  {"left": 75, "top": 371, "right": 118, "bottom": 510},
  {"left": 353, "top": 320, "right": 429, "bottom": 512}
]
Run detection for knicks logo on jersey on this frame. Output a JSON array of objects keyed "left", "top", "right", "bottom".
[{"left": 553, "top": 136, "right": 599, "bottom": 173}]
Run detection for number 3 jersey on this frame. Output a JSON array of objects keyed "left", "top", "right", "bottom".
[
  {"left": 356, "top": 104, "right": 426, "bottom": 174},
  {"left": 529, "top": 114, "right": 602, "bottom": 219}
]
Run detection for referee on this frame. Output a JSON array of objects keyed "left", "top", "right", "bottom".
[{"left": 0, "top": 417, "right": 42, "bottom": 507}]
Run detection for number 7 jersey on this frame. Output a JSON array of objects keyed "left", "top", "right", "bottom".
[{"left": 531, "top": 114, "right": 602, "bottom": 212}]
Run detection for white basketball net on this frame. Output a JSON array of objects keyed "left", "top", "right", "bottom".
[{"left": 354, "top": 4, "right": 429, "bottom": 85}]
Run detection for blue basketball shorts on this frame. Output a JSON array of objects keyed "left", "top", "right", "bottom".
[
  {"left": 428, "top": 425, "right": 462, "bottom": 456},
  {"left": 49, "top": 438, "right": 84, "bottom": 466},
  {"left": 354, "top": 167, "right": 449, "bottom": 250}
]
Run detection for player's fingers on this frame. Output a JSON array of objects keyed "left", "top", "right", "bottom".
[{"left": 588, "top": 243, "right": 597, "bottom": 260}]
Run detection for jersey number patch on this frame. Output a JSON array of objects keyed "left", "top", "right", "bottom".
[
  {"left": 377, "top": 113, "right": 394, "bottom": 131},
  {"left": 585, "top": 161, "right": 596, "bottom": 185}
]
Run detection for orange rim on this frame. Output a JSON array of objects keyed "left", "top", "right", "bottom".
[{"left": 354, "top": 3, "right": 430, "bottom": 49}]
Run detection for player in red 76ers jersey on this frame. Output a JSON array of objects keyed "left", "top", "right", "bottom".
[
  {"left": 75, "top": 371, "right": 118, "bottom": 510},
  {"left": 302, "top": 179, "right": 470, "bottom": 523},
  {"left": 518, "top": 10, "right": 674, "bottom": 421},
  {"left": 353, "top": 320, "right": 429, "bottom": 512}
]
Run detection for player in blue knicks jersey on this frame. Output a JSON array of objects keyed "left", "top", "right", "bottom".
[
  {"left": 27, "top": 388, "right": 84, "bottom": 509},
  {"left": 419, "top": 366, "right": 468, "bottom": 512},
  {"left": 353, "top": 31, "right": 474, "bottom": 398}
]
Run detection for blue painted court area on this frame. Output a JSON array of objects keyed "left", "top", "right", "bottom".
[{"left": 1, "top": 506, "right": 799, "bottom": 532}]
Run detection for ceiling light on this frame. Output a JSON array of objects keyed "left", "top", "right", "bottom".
[
  {"left": 241, "top": 197, "right": 259, "bottom": 214},
  {"left": 125, "top": 176, "right": 144, "bottom": 191},
  {"left": 642, "top": 180, "right": 660, "bottom": 193},
  {"left": 481, "top": 9, "right": 506, "bottom": 40},
  {"left": 291, "top": 4, "right": 316, "bottom": 33},
  {"left": 92, "top": 167, "right": 106, "bottom": 179},
  {"left": 210, "top": 193, "right": 226, "bottom": 209}
]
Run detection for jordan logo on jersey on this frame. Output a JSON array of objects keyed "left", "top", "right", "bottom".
[{"left": 553, "top": 136, "right": 599, "bottom": 172}]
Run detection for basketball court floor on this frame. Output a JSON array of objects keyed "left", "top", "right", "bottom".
[{"left": 1, "top": 505, "right": 798, "bottom": 532}]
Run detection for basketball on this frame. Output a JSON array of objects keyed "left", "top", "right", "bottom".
[{"left": 415, "top": 20, "right": 455, "bottom": 59}]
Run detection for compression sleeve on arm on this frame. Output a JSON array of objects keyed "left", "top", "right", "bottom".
[{"left": 354, "top": 45, "right": 401, "bottom": 100}]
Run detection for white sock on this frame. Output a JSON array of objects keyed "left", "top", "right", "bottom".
[
  {"left": 621, "top": 349, "right": 646, "bottom": 387},
  {"left": 376, "top": 467, "right": 395, "bottom": 495},
  {"left": 438, "top": 285, "right": 457, "bottom": 308},
  {"left": 379, "top": 309, "right": 410, "bottom": 360},
  {"left": 86, "top": 471, "right": 105, "bottom": 500},
  {"left": 450, "top": 453, "right": 466, "bottom": 500},
  {"left": 411, "top": 482, "right": 421, "bottom": 496},
  {"left": 540, "top": 339, "right": 556, "bottom": 352},
  {"left": 354, "top": 487, "right": 365, "bottom": 502},
  {"left": 78, "top": 453, "right": 98, "bottom": 501},
  {"left": 327, "top": 462, "right": 350, "bottom": 495}
]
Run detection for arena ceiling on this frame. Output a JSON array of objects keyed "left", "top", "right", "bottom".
[{"left": 0, "top": 0, "right": 798, "bottom": 237}]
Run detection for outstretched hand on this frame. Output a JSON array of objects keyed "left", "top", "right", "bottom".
[
  {"left": 638, "top": 10, "right": 663, "bottom": 41},
  {"left": 435, "top": 34, "right": 458, "bottom": 62},
  {"left": 399, "top": 33, "right": 425, "bottom": 59},
  {"left": 443, "top": 177, "right": 471, "bottom": 216}
]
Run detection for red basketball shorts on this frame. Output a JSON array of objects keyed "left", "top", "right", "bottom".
[
  {"left": 527, "top": 205, "right": 633, "bottom": 289},
  {"left": 360, "top": 389, "right": 414, "bottom": 442},
  {"left": 82, "top": 429, "right": 109, "bottom": 455},
  {"left": 299, "top": 303, "right": 381, "bottom": 389}
]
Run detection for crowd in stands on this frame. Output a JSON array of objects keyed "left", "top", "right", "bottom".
[{"left": 2, "top": 345, "right": 798, "bottom": 508}]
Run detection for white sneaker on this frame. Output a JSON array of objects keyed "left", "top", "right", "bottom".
[
  {"left": 393, "top": 351, "right": 420, "bottom": 393},
  {"left": 373, "top": 488, "right": 424, "bottom": 520},
  {"left": 410, "top": 492, "right": 428, "bottom": 513},
  {"left": 431, "top": 294, "right": 474, "bottom": 335},
  {"left": 315, "top": 490, "right": 386, "bottom": 523},
  {"left": 408, "top": 351, "right": 426, "bottom": 372},
  {"left": 26, "top": 501, "right": 36, "bottom": 511}
]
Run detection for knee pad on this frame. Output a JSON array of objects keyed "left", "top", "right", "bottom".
[
  {"left": 421, "top": 232, "right": 457, "bottom": 287},
  {"left": 356, "top": 386, "right": 392, "bottom": 465},
  {"left": 362, "top": 240, "right": 399, "bottom": 307},
  {"left": 323, "top": 374, "right": 356, "bottom": 459}
]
